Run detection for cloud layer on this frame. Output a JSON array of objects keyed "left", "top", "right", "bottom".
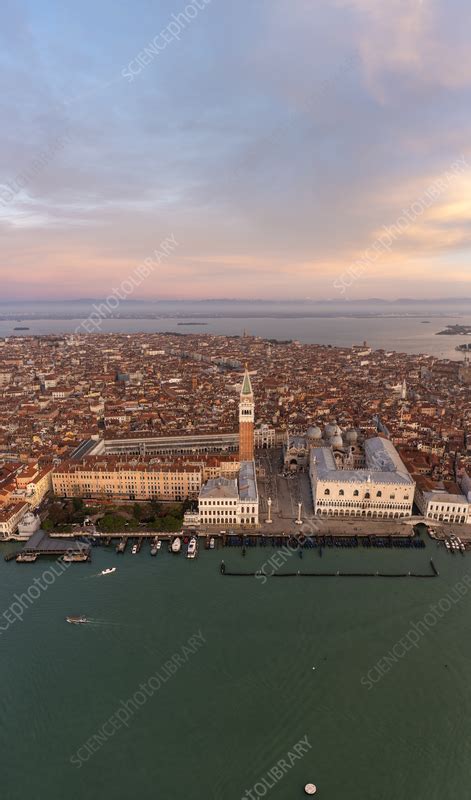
[{"left": 1, "top": 0, "right": 470, "bottom": 300}]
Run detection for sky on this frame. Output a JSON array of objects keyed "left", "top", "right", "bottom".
[{"left": 1, "top": 0, "right": 471, "bottom": 301}]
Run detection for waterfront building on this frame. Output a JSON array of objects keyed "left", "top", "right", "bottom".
[
  {"left": 310, "top": 436, "right": 415, "bottom": 518},
  {"left": 52, "top": 455, "right": 239, "bottom": 502},
  {"left": 198, "top": 477, "right": 239, "bottom": 526},
  {"left": 415, "top": 477, "right": 470, "bottom": 524},
  {"left": 198, "top": 461, "right": 259, "bottom": 527},
  {"left": 417, "top": 491, "right": 469, "bottom": 524},
  {"left": 0, "top": 501, "right": 29, "bottom": 540}
]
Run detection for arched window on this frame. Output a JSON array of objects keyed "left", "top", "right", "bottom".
[
  {"left": 376, "top": 491, "right": 382, "bottom": 498},
  {"left": 339, "top": 489, "right": 344, "bottom": 496},
  {"left": 353, "top": 490, "right": 359, "bottom": 497},
  {"left": 324, "top": 488, "right": 330, "bottom": 496},
  {"left": 365, "top": 492, "right": 370, "bottom": 499}
]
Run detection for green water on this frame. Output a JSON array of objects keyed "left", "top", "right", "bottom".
[{"left": 1, "top": 539, "right": 471, "bottom": 800}]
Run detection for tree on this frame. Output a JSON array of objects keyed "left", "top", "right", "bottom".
[
  {"left": 98, "top": 513, "right": 127, "bottom": 532},
  {"left": 159, "top": 514, "right": 181, "bottom": 532},
  {"left": 48, "top": 504, "right": 68, "bottom": 526}
]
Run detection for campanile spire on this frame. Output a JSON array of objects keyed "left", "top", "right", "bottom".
[{"left": 239, "top": 367, "right": 254, "bottom": 461}]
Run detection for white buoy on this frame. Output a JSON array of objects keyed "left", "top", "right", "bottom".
[{"left": 305, "top": 784, "right": 317, "bottom": 795}]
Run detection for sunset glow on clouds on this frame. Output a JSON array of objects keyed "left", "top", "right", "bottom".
[{"left": 0, "top": 0, "right": 470, "bottom": 300}]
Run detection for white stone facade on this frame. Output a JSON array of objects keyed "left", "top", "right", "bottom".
[
  {"left": 198, "top": 462, "right": 259, "bottom": 527},
  {"left": 310, "top": 437, "right": 415, "bottom": 519},
  {"left": 415, "top": 490, "right": 469, "bottom": 524}
]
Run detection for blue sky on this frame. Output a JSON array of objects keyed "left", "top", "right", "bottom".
[{"left": 1, "top": 0, "right": 471, "bottom": 300}]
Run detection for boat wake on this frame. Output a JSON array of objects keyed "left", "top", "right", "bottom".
[{"left": 85, "top": 567, "right": 118, "bottom": 579}]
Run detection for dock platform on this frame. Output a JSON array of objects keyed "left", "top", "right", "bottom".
[{"left": 19, "top": 530, "right": 91, "bottom": 560}]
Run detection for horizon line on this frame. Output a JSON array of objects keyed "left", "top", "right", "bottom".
[{"left": 2, "top": 296, "right": 471, "bottom": 304}]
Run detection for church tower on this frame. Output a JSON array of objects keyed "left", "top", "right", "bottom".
[{"left": 239, "top": 367, "right": 254, "bottom": 462}]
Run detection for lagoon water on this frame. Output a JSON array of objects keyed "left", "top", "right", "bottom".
[
  {"left": 1, "top": 299, "right": 471, "bottom": 359},
  {"left": 1, "top": 539, "right": 471, "bottom": 800}
]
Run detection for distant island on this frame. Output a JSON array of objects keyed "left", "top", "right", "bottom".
[
  {"left": 436, "top": 324, "right": 471, "bottom": 336},
  {"left": 177, "top": 322, "right": 208, "bottom": 326}
]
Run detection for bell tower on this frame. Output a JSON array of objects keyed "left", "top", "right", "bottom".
[{"left": 239, "top": 367, "right": 255, "bottom": 461}]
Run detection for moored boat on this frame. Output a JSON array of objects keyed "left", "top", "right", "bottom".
[
  {"left": 187, "top": 536, "right": 197, "bottom": 559},
  {"left": 62, "top": 552, "right": 88, "bottom": 562},
  {"left": 171, "top": 537, "right": 182, "bottom": 554}
]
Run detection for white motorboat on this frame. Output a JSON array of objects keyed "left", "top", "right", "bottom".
[
  {"left": 187, "top": 537, "right": 197, "bottom": 559},
  {"left": 171, "top": 537, "right": 182, "bottom": 554},
  {"left": 209, "top": 537, "right": 215, "bottom": 550},
  {"left": 16, "top": 553, "right": 38, "bottom": 563},
  {"left": 100, "top": 567, "right": 116, "bottom": 576},
  {"left": 156, "top": 540, "right": 162, "bottom": 550},
  {"left": 131, "top": 543, "right": 138, "bottom": 555},
  {"left": 62, "top": 552, "right": 88, "bottom": 562}
]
